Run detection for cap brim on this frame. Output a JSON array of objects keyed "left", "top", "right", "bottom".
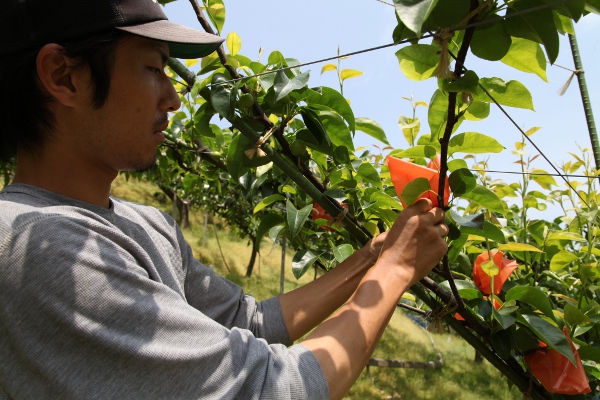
[{"left": 117, "top": 20, "right": 224, "bottom": 59}]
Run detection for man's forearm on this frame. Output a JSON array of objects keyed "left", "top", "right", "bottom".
[
  {"left": 278, "top": 244, "right": 374, "bottom": 342},
  {"left": 301, "top": 260, "right": 412, "bottom": 400}
]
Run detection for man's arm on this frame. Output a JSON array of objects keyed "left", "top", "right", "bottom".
[
  {"left": 278, "top": 231, "right": 386, "bottom": 342},
  {"left": 286, "top": 199, "right": 448, "bottom": 400}
]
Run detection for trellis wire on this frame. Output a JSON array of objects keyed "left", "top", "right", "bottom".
[
  {"left": 171, "top": 0, "right": 591, "bottom": 204},
  {"left": 199, "top": 0, "right": 573, "bottom": 89},
  {"left": 472, "top": 169, "right": 599, "bottom": 180}
]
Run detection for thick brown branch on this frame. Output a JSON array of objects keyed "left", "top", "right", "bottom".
[
  {"left": 419, "top": 277, "right": 490, "bottom": 342},
  {"left": 437, "top": 0, "right": 480, "bottom": 328},
  {"left": 192, "top": 138, "right": 228, "bottom": 171}
]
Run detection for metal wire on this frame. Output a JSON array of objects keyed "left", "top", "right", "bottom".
[
  {"left": 199, "top": 0, "right": 574, "bottom": 88},
  {"left": 470, "top": 168, "right": 598, "bottom": 180}
]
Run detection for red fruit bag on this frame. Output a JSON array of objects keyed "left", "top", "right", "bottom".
[
  {"left": 524, "top": 327, "right": 591, "bottom": 395},
  {"left": 387, "top": 156, "right": 450, "bottom": 208},
  {"left": 312, "top": 202, "right": 348, "bottom": 232}
]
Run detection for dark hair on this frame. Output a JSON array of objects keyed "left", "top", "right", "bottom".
[{"left": 0, "top": 30, "right": 127, "bottom": 162}]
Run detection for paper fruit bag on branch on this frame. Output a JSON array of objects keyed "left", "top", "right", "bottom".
[
  {"left": 524, "top": 326, "right": 591, "bottom": 395},
  {"left": 387, "top": 156, "right": 450, "bottom": 208}
]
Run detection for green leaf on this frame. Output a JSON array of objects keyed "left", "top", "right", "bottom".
[
  {"left": 321, "top": 63, "right": 337, "bottom": 74},
  {"left": 517, "top": 313, "right": 575, "bottom": 365},
  {"left": 210, "top": 73, "right": 234, "bottom": 119},
  {"left": 256, "top": 213, "right": 284, "bottom": 246},
  {"left": 481, "top": 260, "right": 499, "bottom": 277},
  {"left": 554, "top": 12, "right": 574, "bottom": 35},
  {"left": 564, "top": 303, "right": 592, "bottom": 327},
  {"left": 393, "top": 0, "right": 439, "bottom": 35},
  {"left": 225, "top": 31, "right": 241, "bottom": 56},
  {"left": 299, "top": 109, "right": 332, "bottom": 155},
  {"left": 370, "top": 191, "right": 403, "bottom": 210},
  {"left": 393, "top": 145, "right": 437, "bottom": 159},
  {"left": 552, "top": 0, "right": 585, "bottom": 20},
  {"left": 267, "top": 50, "right": 285, "bottom": 66},
  {"left": 273, "top": 70, "right": 310, "bottom": 102},
  {"left": 440, "top": 280, "right": 482, "bottom": 300},
  {"left": 306, "top": 87, "right": 356, "bottom": 132},
  {"left": 398, "top": 116, "right": 420, "bottom": 146},
  {"left": 226, "top": 135, "right": 248, "bottom": 181},
  {"left": 460, "top": 221, "right": 506, "bottom": 244},
  {"left": 547, "top": 231, "right": 586, "bottom": 242},
  {"left": 450, "top": 210, "right": 484, "bottom": 230},
  {"left": 428, "top": 90, "right": 449, "bottom": 140},
  {"left": 401, "top": 177, "right": 431, "bottom": 206},
  {"left": 268, "top": 225, "right": 285, "bottom": 243},
  {"left": 493, "top": 308, "right": 517, "bottom": 330},
  {"left": 292, "top": 250, "right": 320, "bottom": 279},
  {"left": 395, "top": 44, "right": 439, "bottom": 81},
  {"left": 464, "top": 102, "right": 490, "bottom": 121},
  {"left": 461, "top": 185, "right": 505, "bottom": 214},
  {"left": 357, "top": 163, "right": 382, "bottom": 189},
  {"left": 577, "top": 343, "right": 600, "bottom": 363},
  {"left": 340, "top": 69, "right": 363, "bottom": 81},
  {"left": 474, "top": 78, "right": 534, "bottom": 111},
  {"left": 501, "top": 38, "right": 548, "bottom": 82},
  {"left": 506, "top": 286, "right": 555, "bottom": 320},
  {"left": 550, "top": 250, "right": 579, "bottom": 271},
  {"left": 448, "top": 159, "right": 468, "bottom": 172},
  {"left": 286, "top": 200, "right": 312, "bottom": 240},
  {"left": 470, "top": 20, "right": 512, "bottom": 61},
  {"left": 253, "top": 194, "right": 285, "bottom": 214},
  {"left": 333, "top": 244, "right": 354, "bottom": 263},
  {"left": 333, "top": 146, "right": 350, "bottom": 165},
  {"left": 205, "top": 0, "right": 225, "bottom": 35},
  {"left": 529, "top": 169, "right": 557, "bottom": 189},
  {"left": 585, "top": 0, "right": 600, "bottom": 15},
  {"left": 449, "top": 168, "right": 477, "bottom": 196},
  {"left": 441, "top": 70, "right": 479, "bottom": 93},
  {"left": 498, "top": 243, "right": 542, "bottom": 253},
  {"left": 296, "top": 129, "right": 332, "bottom": 156},
  {"left": 356, "top": 117, "right": 389, "bottom": 145},
  {"left": 318, "top": 111, "right": 355, "bottom": 151},
  {"left": 506, "top": 0, "right": 559, "bottom": 64}
]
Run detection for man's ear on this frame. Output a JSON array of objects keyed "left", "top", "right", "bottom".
[{"left": 36, "top": 44, "right": 85, "bottom": 107}]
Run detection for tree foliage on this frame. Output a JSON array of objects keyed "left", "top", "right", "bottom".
[{"left": 4, "top": 0, "right": 600, "bottom": 397}]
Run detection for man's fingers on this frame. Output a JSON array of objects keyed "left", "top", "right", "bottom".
[
  {"left": 437, "top": 223, "right": 449, "bottom": 237},
  {"left": 411, "top": 198, "right": 434, "bottom": 213}
]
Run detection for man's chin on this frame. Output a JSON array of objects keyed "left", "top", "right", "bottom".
[
  {"left": 133, "top": 162, "right": 156, "bottom": 173},
  {"left": 120, "top": 155, "right": 157, "bottom": 174}
]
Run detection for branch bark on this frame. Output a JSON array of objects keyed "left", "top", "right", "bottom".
[{"left": 436, "top": 0, "right": 484, "bottom": 339}]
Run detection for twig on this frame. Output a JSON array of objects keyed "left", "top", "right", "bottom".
[{"left": 396, "top": 302, "right": 429, "bottom": 316}]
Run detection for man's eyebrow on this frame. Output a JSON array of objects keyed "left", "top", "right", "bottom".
[
  {"left": 147, "top": 44, "right": 169, "bottom": 65},
  {"left": 156, "top": 47, "right": 169, "bottom": 65}
]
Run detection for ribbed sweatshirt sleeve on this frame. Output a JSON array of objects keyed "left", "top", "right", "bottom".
[{"left": 0, "top": 204, "right": 329, "bottom": 399}]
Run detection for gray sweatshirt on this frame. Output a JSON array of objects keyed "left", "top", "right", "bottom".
[{"left": 0, "top": 184, "right": 328, "bottom": 400}]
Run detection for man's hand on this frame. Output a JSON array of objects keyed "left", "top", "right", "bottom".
[{"left": 377, "top": 198, "right": 448, "bottom": 286}]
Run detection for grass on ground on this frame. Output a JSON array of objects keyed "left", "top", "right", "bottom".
[{"left": 111, "top": 175, "right": 522, "bottom": 400}]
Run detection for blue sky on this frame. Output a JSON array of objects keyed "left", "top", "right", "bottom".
[{"left": 164, "top": 1, "right": 599, "bottom": 214}]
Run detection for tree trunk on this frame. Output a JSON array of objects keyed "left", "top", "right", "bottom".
[
  {"left": 280, "top": 237, "right": 286, "bottom": 295},
  {"left": 246, "top": 236, "right": 258, "bottom": 277},
  {"left": 202, "top": 211, "right": 209, "bottom": 248},
  {"left": 180, "top": 200, "right": 190, "bottom": 229}
]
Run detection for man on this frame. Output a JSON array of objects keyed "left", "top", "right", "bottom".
[{"left": 0, "top": 0, "right": 448, "bottom": 399}]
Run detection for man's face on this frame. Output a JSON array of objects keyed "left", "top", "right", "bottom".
[{"left": 74, "top": 35, "right": 181, "bottom": 173}]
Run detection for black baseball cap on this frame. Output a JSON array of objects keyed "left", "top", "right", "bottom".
[{"left": 1, "top": 0, "right": 224, "bottom": 59}]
